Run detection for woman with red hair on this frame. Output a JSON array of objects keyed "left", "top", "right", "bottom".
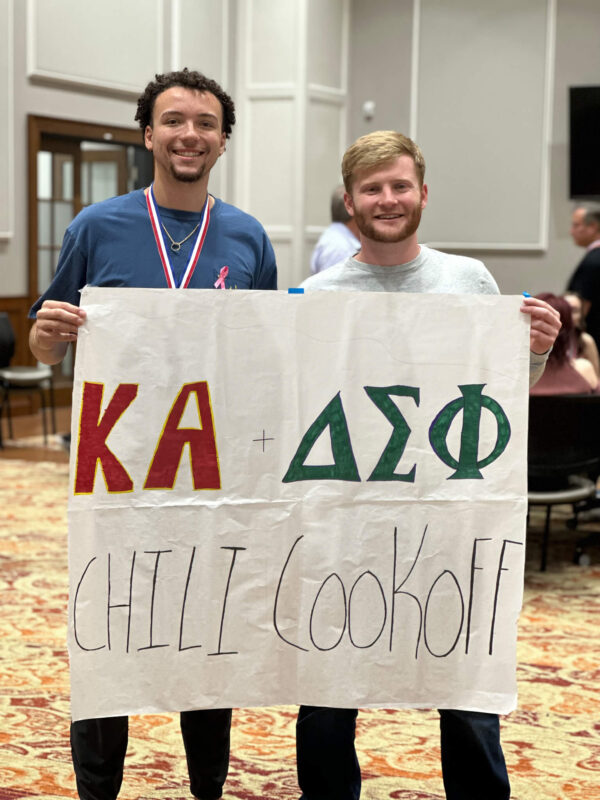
[{"left": 530, "top": 293, "right": 598, "bottom": 394}]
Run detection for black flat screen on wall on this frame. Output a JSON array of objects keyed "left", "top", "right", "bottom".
[{"left": 570, "top": 86, "right": 600, "bottom": 199}]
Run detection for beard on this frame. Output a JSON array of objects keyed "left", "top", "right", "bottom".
[
  {"left": 353, "top": 203, "right": 423, "bottom": 243},
  {"left": 169, "top": 163, "right": 208, "bottom": 183}
]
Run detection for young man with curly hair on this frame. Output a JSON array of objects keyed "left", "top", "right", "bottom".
[{"left": 29, "top": 69, "right": 277, "bottom": 800}]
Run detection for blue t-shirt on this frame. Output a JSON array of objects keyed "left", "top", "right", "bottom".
[{"left": 30, "top": 189, "right": 277, "bottom": 314}]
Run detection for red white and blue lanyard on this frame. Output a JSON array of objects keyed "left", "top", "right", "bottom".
[{"left": 145, "top": 184, "right": 210, "bottom": 289}]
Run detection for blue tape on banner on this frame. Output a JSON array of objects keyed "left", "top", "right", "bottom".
[{"left": 288, "top": 288, "right": 305, "bottom": 294}]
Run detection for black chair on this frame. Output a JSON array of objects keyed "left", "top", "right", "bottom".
[
  {"left": 527, "top": 393, "right": 600, "bottom": 571},
  {"left": 0, "top": 312, "right": 56, "bottom": 447}
]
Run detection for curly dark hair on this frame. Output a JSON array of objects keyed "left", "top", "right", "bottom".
[{"left": 134, "top": 68, "right": 236, "bottom": 138}]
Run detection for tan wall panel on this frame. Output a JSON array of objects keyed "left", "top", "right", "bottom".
[
  {"left": 415, "top": 0, "right": 553, "bottom": 249},
  {"left": 27, "top": 0, "right": 164, "bottom": 94},
  {"left": 246, "top": 99, "right": 296, "bottom": 227},
  {"left": 248, "top": 0, "right": 297, "bottom": 85},
  {"left": 305, "top": 100, "right": 345, "bottom": 227},
  {"left": 0, "top": 0, "right": 13, "bottom": 238},
  {"left": 348, "top": 0, "right": 413, "bottom": 142},
  {"left": 174, "top": 0, "right": 224, "bottom": 78},
  {"left": 307, "top": 0, "right": 345, "bottom": 88}
]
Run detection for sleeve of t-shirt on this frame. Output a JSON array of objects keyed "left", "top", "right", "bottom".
[
  {"left": 254, "top": 230, "right": 278, "bottom": 290},
  {"left": 29, "top": 228, "right": 88, "bottom": 317}
]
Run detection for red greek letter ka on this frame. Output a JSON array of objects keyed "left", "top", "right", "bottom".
[
  {"left": 144, "top": 382, "right": 221, "bottom": 490},
  {"left": 74, "top": 382, "right": 138, "bottom": 494}
]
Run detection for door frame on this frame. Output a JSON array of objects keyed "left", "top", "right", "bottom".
[{"left": 27, "top": 115, "right": 146, "bottom": 312}]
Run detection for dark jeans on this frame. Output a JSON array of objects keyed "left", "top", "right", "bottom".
[
  {"left": 70, "top": 709, "right": 232, "bottom": 800},
  {"left": 296, "top": 706, "right": 510, "bottom": 800}
]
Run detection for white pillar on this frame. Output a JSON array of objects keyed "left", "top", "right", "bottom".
[{"left": 234, "top": 0, "right": 350, "bottom": 289}]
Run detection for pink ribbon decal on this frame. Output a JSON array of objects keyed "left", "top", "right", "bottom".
[{"left": 214, "top": 266, "right": 229, "bottom": 289}]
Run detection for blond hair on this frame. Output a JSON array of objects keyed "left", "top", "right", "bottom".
[{"left": 342, "top": 131, "right": 425, "bottom": 191}]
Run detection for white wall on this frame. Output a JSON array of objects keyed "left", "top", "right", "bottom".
[
  {"left": 234, "top": 0, "right": 349, "bottom": 288},
  {"left": 457, "top": 0, "right": 600, "bottom": 294},
  {"left": 0, "top": 0, "right": 232, "bottom": 298},
  {"left": 0, "top": 0, "right": 14, "bottom": 241},
  {"left": 1, "top": 0, "right": 348, "bottom": 295},
  {"left": 348, "top": 0, "right": 600, "bottom": 295},
  {"left": 2, "top": 0, "right": 600, "bottom": 298},
  {"left": 348, "top": 0, "right": 413, "bottom": 139},
  {"left": 414, "top": 0, "right": 553, "bottom": 250}
]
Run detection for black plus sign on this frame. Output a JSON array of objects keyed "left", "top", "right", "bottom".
[{"left": 252, "top": 429, "right": 275, "bottom": 452}]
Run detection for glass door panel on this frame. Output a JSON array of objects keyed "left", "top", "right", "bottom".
[{"left": 37, "top": 149, "right": 76, "bottom": 296}]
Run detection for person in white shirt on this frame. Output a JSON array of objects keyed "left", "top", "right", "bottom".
[{"left": 310, "top": 185, "right": 360, "bottom": 274}]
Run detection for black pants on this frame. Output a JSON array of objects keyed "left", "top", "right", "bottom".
[
  {"left": 296, "top": 707, "right": 360, "bottom": 800},
  {"left": 296, "top": 706, "right": 510, "bottom": 800},
  {"left": 70, "top": 709, "right": 232, "bottom": 800}
]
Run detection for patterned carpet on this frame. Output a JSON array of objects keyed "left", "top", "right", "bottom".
[{"left": 1, "top": 458, "right": 599, "bottom": 800}]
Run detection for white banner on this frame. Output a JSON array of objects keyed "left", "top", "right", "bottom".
[{"left": 68, "top": 287, "right": 530, "bottom": 722}]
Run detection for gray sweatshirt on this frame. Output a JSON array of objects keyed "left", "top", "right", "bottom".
[{"left": 300, "top": 245, "right": 548, "bottom": 385}]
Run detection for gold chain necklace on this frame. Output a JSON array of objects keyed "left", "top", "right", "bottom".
[{"left": 161, "top": 221, "right": 200, "bottom": 252}]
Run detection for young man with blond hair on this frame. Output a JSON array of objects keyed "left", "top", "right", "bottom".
[{"left": 297, "top": 130, "right": 560, "bottom": 800}]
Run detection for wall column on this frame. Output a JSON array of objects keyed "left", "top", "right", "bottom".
[{"left": 234, "top": 0, "right": 350, "bottom": 289}]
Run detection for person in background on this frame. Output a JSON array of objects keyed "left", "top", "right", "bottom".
[
  {"left": 297, "top": 130, "right": 560, "bottom": 800},
  {"left": 530, "top": 293, "right": 598, "bottom": 395},
  {"left": 310, "top": 185, "right": 360, "bottom": 274},
  {"left": 566, "top": 206, "right": 600, "bottom": 351},
  {"left": 563, "top": 290, "right": 600, "bottom": 378},
  {"left": 28, "top": 68, "right": 277, "bottom": 800}
]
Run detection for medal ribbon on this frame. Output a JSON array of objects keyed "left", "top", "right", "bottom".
[{"left": 146, "top": 185, "right": 210, "bottom": 288}]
